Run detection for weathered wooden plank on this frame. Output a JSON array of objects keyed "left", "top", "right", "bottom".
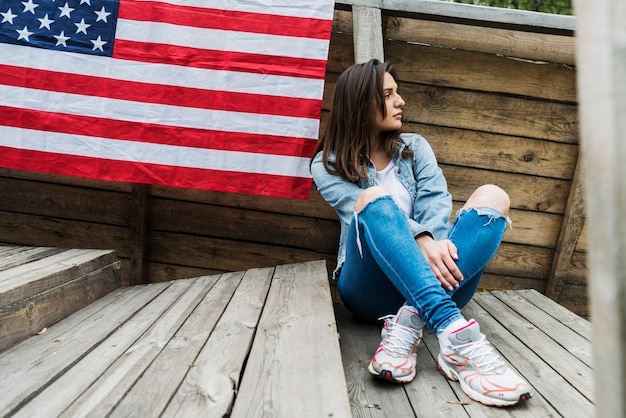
[
  {"left": 110, "top": 272, "right": 246, "bottom": 418},
  {"left": 514, "top": 289, "right": 591, "bottom": 336},
  {"left": 0, "top": 211, "right": 131, "bottom": 257},
  {"left": 0, "top": 175, "right": 131, "bottom": 225},
  {"left": 353, "top": 5, "right": 384, "bottom": 63},
  {"left": 149, "top": 198, "right": 340, "bottom": 253},
  {"left": 490, "top": 290, "right": 591, "bottom": 366},
  {"left": 337, "top": 0, "right": 575, "bottom": 32},
  {"left": 498, "top": 209, "right": 561, "bottom": 248},
  {"left": 0, "top": 244, "right": 20, "bottom": 253},
  {"left": 483, "top": 243, "right": 552, "bottom": 281},
  {"left": 149, "top": 230, "right": 337, "bottom": 274},
  {"left": 322, "top": 73, "right": 579, "bottom": 143},
  {"left": 0, "top": 249, "right": 118, "bottom": 303},
  {"left": 146, "top": 261, "right": 219, "bottom": 283},
  {"left": 129, "top": 184, "right": 149, "bottom": 285},
  {"left": 0, "top": 246, "right": 65, "bottom": 272},
  {"left": 403, "top": 85, "right": 577, "bottom": 144},
  {"left": 387, "top": 39, "right": 576, "bottom": 103},
  {"left": 461, "top": 299, "right": 593, "bottom": 417},
  {"left": 150, "top": 183, "right": 336, "bottom": 221},
  {"left": 385, "top": 16, "right": 575, "bottom": 64},
  {"left": 445, "top": 167, "right": 571, "bottom": 215},
  {"left": 546, "top": 157, "right": 586, "bottom": 300},
  {"left": 576, "top": 221, "right": 588, "bottom": 251},
  {"left": 59, "top": 279, "right": 206, "bottom": 417},
  {"left": 557, "top": 282, "right": 589, "bottom": 318},
  {"left": 0, "top": 284, "right": 166, "bottom": 417},
  {"left": 230, "top": 261, "right": 351, "bottom": 417},
  {"left": 420, "top": 124, "right": 578, "bottom": 180},
  {"left": 333, "top": 304, "right": 419, "bottom": 417},
  {"left": 478, "top": 273, "right": 547, "bottom": 294},
  {"left": 161, "top": 268, "right": 273, "bottom": 417},
  {"left": 9, "top": 280, "right": 197, "bottom": 418},
  {"left": 471, "top": 293, "right": 594, "bottom": 404},
  {"left": 0, "top": 261, "right": 120, "bottom": 353}
]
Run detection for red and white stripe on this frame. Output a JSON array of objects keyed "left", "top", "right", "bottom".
[{"left": 0, "top": 0, "right": 334, "bottom": 198}]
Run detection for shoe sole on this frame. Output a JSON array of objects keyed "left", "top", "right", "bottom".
[
  {"left": 436, "top": 355, "right": 532, "bottom": 407},
  {"left": 368, "top": 362, "right": 416, "bottom": 384}
]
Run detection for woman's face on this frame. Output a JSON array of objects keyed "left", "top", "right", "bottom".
[{"left": 373, "top": 72, "right": 405, "bottom": 133}]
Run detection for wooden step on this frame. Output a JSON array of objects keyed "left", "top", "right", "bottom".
[
  {"left": 0, "top": 245, "right": 121, "bottom": 353},
  {"left": 0, "top": 260, "right": 351, "bottom": 417}
]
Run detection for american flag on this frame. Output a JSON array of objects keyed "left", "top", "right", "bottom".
[{"left": 0, "top": 0, "right": 334, "bottom": 199}]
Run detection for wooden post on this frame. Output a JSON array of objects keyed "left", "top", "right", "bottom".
[
  {"left": 575, "top": 0, "right": 626, "bottom": 416},
  {"left": 129, "top": 184, "right": 149, "bottom": 285},
  {"left": 352, "top": 5, "right": 384, "bottom": 63},
  {"left": 545, "top": 155, "right": 586, "bottom": 300}
]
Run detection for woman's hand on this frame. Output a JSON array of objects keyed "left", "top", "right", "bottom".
[{"left": 415, "top": 234, "right": 463, "bottom": 291}]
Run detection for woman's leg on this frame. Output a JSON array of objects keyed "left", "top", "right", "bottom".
[
  {"left": 447, "top": 185, "right": 511, "bottom": 307},
  {"left": 337, "top": 187, "right": 463, "bottom": 334}
]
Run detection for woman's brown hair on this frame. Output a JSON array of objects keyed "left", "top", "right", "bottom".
[{"left": 311, "top": 59, "right": 409, "bottom": 182}]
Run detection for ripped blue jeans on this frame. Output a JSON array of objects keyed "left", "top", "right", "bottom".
[{"left": 337, "top": 195, "right": 509, "bottom": 334}]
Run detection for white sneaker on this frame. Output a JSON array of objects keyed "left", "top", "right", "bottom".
[
  {"left": 368, "top": 305, "right": 425, "bottom": 383},
  {"left": 437, "top": 319, "right": 532, "bottom": 406}
]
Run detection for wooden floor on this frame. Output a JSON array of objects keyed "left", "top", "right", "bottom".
[
  {"left": 0, "top": 260, "right": 350, "bottom": 418},
  {"left": 336, "top": 289, "right": 594, "bottom": 417},
  {"left": 0, "top": 253, "right": 593, "bottom": 417}
]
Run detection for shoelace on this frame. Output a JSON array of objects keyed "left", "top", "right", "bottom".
[
  {"left": 380, "top": 316, "right": 422, "bottom": 357},
  {"left": 453, "top": 334, "right": 507, "bottom": 374}
]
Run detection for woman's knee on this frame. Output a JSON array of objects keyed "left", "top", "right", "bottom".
[
  {"left": 355, "top": 186, "right": 391, "bottom": 212},
  {"left": 463, "top": 184, "right": 510, "bottom": 215}
]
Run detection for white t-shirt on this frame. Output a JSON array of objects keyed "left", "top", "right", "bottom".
[{"left": 375, "top": 161, "right": 414, "bottom": 219}]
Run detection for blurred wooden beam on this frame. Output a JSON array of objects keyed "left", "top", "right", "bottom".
[{"left": 575, "top": 0, "right": 626, "bottom": 416}]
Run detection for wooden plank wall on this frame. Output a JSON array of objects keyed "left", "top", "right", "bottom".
[{"left": 0, "top": 4, "right": 588, "bottom": 316}]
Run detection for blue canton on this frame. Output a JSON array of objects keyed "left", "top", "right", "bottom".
[{"left": 0, "top": 0, "right": 120, "bottom": 56}]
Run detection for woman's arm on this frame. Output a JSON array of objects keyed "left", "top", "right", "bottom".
[
  {"left": 408, "top": 135, "right": 461, "bottom": 290},
  {"left": 310, "top": 152, "right": 363, "bottom": 225}
]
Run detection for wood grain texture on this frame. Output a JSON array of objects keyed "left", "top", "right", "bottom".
[
  {"left": 0, "top": 259, "right": 120, "bottom": 353},
  {"left": 10, "top": 283, "right": 180, "bottom": 418},
  {"left": 336, "top": 0, "right": 575, "bottom": 32},
  {"left": 162, "top": 268, "right": 272, "bottom": 417},
  {"left": 353, "top": 5, "right": 385, "bottom": 63},
  {"left": 111, "top": 272, "right": 244, "bottom": 418},
  {"left": 0, "top": 284, "right": 164, "bottom": 417},
  {"left": 59, "top": 279, "right": 204, "bottom": 417},
  {"left": 230, "top": 261, "right": 351, "bottom": 417},
  {"left": 384, "top": 16, "right": 575, "bottom": 64}
]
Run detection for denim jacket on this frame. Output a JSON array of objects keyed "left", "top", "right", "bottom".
[{"left": 311, "top": 133, "right": 452, "bottom": 277}]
